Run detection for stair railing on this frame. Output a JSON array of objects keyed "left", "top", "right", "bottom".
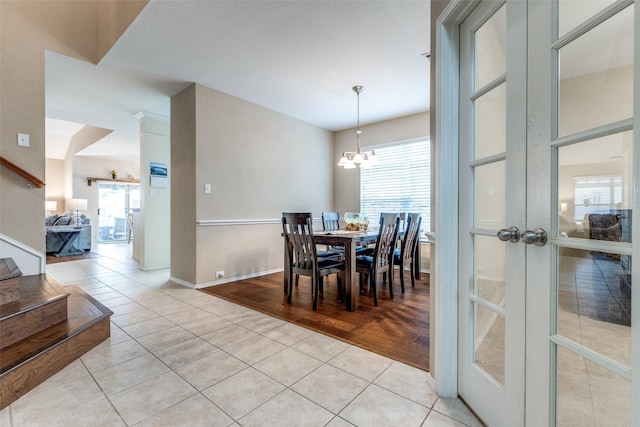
[{"left": 0, "top": 156, "right": 45, "bottom": 188}]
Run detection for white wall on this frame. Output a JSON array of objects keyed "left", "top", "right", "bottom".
[
  {"left": 171, "top": 83, "right": 334, "bottom": 287},
  {"left": 137, "top": 113, "right": 170, "bottom": 270},
  {"left": 45, "top": 158, "right": 65, "bottom": 214}
]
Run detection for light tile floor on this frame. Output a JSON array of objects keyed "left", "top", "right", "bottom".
[{"left": 1, "top": 244, "right": 483, "bottom": 427}]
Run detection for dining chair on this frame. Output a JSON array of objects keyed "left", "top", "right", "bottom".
[
  {"left": 356, "top": 213, "right": 400, "bottom": 305},
  {"left": 394, "top": 212, "right": 422, "bottom": 291},
  {"left": 381, "top": 212, "right": 406, "bottom": 233},
  {"left": 318, "top": 211, "right": 344, "bottom": 258},
  {"left": 321, "top": 211, "right": 341, "bottom": 231},
  {"left": 322, "top": 211, "right": 368, "bottom": 255},
  {"left": 282, "top": 212, "right": 345, "bottom": 310}
]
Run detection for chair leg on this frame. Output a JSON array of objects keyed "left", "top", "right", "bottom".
[
  {"left": 410, "top": 260, "right": 416, "bottom": 288},
  {"left": 371, "top": 273, "right": 378, "bottom": 306},
  {"left": 312, "top": 274, "right": 319, "bottom": 311},
  {"left": 287, "top": 270, "right": 294, "bottom": 304},
  {"left": 399, "top": 263, "right": 406, "bottom": 293}
]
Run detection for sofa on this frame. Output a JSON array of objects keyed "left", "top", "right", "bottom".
[{"left": 45, "top": 214, "right": 91, "bottom": 253}]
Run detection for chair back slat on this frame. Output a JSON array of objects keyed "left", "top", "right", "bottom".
[
  {"left": 400, "top": 213, "right": 422, "bottom": 262},
  {"left": 381, "top": 212, "right": 406, "bottom": 232},
  {"left": 322, "top": 211, "right": 341, "bottom": 231},
  {"left": 374, "top": 213, "right": 400, "bottom": 269},
  {"left": 282, "top": 212, "right": 317, "bottom": 271}
]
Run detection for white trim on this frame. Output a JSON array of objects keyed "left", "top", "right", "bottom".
[
  {"left": 196, "top": 218, "right": 280, "bottom": 226},
  {"left": 433, "top": 0, "right": 478, "bottom": 399},
  {"left": 550, "top": 335, "right": 631, "bottom": 380},
  {"left": 134, "top": 110, "right": 169, "bottom": 123},
  {"left": 139, "top": 264, "right": 170, "bottom": 271},
  {"left": 0, "top": 233, "right": 45, "bottom": 275},
  {"left": 196, "top": 218, "right": 323, "bottom": 227},
  {"left": 171, "top": 268, "right": 284, "bottom": 289},
  {"left": 169, "top": 276, "right": 197, "bottom": 289},
  {"left": 631, "top": 1, "right": 639, "bottom": 424}
]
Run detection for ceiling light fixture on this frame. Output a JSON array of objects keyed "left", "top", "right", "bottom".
[{"left": 338, "top": 86, "right": 378, "bottom": 169}]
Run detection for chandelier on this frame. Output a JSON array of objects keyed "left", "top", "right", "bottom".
[{"left": 338, "top": 85, "right": 379, "bottom": 169}]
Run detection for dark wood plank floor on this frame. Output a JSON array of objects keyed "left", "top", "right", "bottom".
[
  {"left": 200, "top": 270, "right": 430, "bottom": 371},
  {"left": 46, "top": 251, "right": 99, "bottom": 264}
]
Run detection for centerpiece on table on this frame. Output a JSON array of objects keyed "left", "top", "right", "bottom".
[{"left": 344, "top": 212, "right": 369, "bottom": 231}]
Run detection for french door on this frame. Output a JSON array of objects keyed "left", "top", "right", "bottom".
[{"left": 456, "top": 0, "right": 637, "bottom": 426}]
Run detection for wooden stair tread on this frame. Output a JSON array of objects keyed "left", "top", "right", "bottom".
[
  {"left": 0, "top": 274, "right": 69, "bottom": 319},
  {"left": 0, "top": 286, "right": 113, "bottom": 375},
  {"left": 0, "top": 258, "right": 22, "bottom": 281}
]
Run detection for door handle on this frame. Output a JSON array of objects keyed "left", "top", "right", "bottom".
[
  {"left": 497, "top": 227, "right": 521, "bottom": 243},
  {"left": 521, "top": 228, "right": 548, "bottom": 246}
]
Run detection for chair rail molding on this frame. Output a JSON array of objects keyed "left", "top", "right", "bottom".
[{"left": 196, "top": 218, "right": 322, "bottom": 227}]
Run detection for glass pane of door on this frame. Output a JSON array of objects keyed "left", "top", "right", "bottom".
[
  {"left": 458, "top": 2, "right": 526, "bottom": 425},
  {"left": 550, "top": 2, "right": 635, "bottom": 424},
  {"left": 557, "top": 4, "right": 634, "bottom": 138}
]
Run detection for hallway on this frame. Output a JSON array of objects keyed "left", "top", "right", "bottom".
[{"left": 2, "top": 245, "right": 481, "bottom": 426}]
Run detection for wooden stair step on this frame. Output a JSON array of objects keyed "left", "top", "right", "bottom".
[
  {"left": 0, "top": 258, "right": 22, "bottom": 281},
  {"left": 0, "top": 258, "right": 22, "bottom": 308},
  {"left": 0, "top": 285, "right": 113, "bottom": 409},
  {"left": 0, "top": 275, "right": 70, "bottom": 350}
]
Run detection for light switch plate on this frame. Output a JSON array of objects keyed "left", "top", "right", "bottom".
[
  {"left": 204, "top": 184, "right": 212, "bottom": 194},
  {"left": 18, "top": 133, "right": 29, "bottom": 147}
]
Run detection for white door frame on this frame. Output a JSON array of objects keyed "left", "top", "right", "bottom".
[{"left": 433, "top": 0, "right": 479, "bottom": 398}]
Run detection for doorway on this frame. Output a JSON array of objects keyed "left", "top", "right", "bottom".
[
  {"left": 437, "top": 0, "right": 637, "bottom": 425},
  {"left": 98, "top": 182, "right": 140, "bottom": 243}
]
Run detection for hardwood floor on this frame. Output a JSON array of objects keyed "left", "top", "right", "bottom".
[
  {"left": 200, "top": 270, "right": 430, "bottom": 371},
  {"left": 46, "top": 251, "right": 99, "bottom": 264}
]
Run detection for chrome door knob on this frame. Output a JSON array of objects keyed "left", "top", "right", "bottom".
[
  {"left": 521, "top": 228, "right": 548, "bottom": 246},
  {"left": 497, "top": 227, "right": 521, "bottom": 243}
]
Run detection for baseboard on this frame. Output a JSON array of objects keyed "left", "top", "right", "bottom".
[{"left": 170, "top": 268, "right": 284, "bottom": 289}]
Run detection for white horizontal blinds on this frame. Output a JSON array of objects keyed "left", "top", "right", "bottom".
[
  {"left": 573, "top": 175, "right": 622, "bottom": 221},
  {"left": 360, "top": 139, "right": 430, "bottom": 230}
]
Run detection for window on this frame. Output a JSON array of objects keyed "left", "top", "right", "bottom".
[
  {"left": 573, "top": 175, "right": 622, "bottom": 221},
  {"left": 360, "top": 139, "right": 430, "bottom": 232}
]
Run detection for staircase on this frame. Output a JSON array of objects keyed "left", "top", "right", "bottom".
[{"left": 0, "top": 258, "right": 112, "bottom": 409}]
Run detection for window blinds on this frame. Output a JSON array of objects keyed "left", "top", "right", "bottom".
[{"left": 360, "top": 139, "right": 430, "bottom": 231}]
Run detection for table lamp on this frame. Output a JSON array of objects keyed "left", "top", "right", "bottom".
[
  {"left": 66, "top": 198, "right": 87, "bottom": 226},
  {"left": 45, "top": 200, "right": 57, "bottom": 216}
]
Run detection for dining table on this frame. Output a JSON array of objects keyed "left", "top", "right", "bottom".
[{"left": 283, "top": 229, "right": 420, "bottom": 311}]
